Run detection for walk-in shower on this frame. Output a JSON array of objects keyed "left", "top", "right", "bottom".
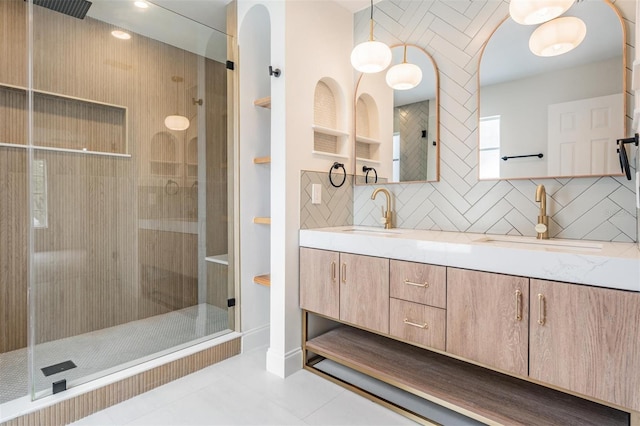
[{"left": 0, "top": 0, "right": 234, "bottom": 413}]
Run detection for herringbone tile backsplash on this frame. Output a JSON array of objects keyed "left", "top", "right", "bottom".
[
  {"left": 350, "top": 0, "right": 637, "bottom": 242},
  {"left": 300, "top": 170, "right": 354, "bottom": 229}
]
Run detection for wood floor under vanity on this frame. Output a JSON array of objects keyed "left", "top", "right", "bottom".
[{"left": 304, "top": 323, "right": 630, "bottom": 426}]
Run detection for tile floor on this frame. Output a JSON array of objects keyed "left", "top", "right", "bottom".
[{"left": 71, "top": 347, "right": 417, "bottom": 425}]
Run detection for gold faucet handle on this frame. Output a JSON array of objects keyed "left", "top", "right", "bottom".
[{"left": 535, "top": 223, "right": 547, "bottom": 234}]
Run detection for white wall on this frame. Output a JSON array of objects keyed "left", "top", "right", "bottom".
[
  {"left": 237, "top": 2, "right": 278, "bottom": 351},
  {"left": 237, "top": 0, "right": 354, "bottom": 376}
]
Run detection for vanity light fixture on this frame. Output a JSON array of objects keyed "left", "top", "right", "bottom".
[
  {"left": 350, "top": 0, "right": 391, "bottom": 73},
  {"left": 509, "top": 0, "right": 575, "bottom": 25},
  {"left": 385, "top": 44, "right": 422, "bottom": 90},
  {"left": 529, "top": 16, "right": 586, "bottom": 57},
  {"left": 164, "top": 76, "right": 190, "bottom": 131},
  {"left": 111, "top": 30, "right": 131, "bottom": 40}
]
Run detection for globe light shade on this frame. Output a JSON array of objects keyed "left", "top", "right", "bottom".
[
  {"left": 164, "top": 115, "right": 190, "bottom": 131},
  {"left": 386, "top": 62, "right": 422, "bottom": 90},
  {"left": 350, "top": 40, "right": 392, "bottom": 73},
  {"left": 509, "top": 0, "right": 574, "bottom": 25},
  {"left": 529, "top": 16, "right": 586, "bottom": 57}
]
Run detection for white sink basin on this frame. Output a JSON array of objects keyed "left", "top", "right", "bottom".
[
  {"left": 474, "top": 235, "right": 603, "bottom": 252},
  {"left": 341, "top": 227, "right": 406, "bottom": 236}
]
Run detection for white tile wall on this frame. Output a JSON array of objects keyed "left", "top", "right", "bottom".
[{"left": 352, "top": 0, "right": 637, "bottom": 242}]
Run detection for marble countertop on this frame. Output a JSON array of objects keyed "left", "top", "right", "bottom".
[{"left": 299, "top": 226, "right": 640, "bottom": 292}]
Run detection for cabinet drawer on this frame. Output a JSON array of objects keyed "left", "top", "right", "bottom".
[
  {"left": 389, "top": 298, "right": 445, "bottom": 351},
  {"left": 390, "top": 260, "right": 446, "bottom": 308}
]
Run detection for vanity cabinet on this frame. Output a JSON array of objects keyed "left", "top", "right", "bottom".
[
  {"left": 529, "top": 279, "right": 640, "bottom": 411},
  {"left": 389, "top": 260, "right": 446, "bottom": 350},
  {"left": 299, "top": 247, "right": 340, "bottom": 319},
  {"left": 446, "top": 268, "right": 529, "bottom": 377},
  {"left": 299, "top": 248, "right": 389, "bottom": 334}
]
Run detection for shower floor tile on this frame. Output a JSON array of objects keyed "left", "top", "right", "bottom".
[{"left": 0, "top": 303, "right": 229, "bottom": 404}]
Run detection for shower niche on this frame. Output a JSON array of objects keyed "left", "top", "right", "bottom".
[{"left": 0, "top": 83, "right": 128, "bottom": 155}]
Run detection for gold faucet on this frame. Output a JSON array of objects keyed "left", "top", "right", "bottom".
[
  {"left": 371, "top": 188, "right": 393, "bottom": 229},
  {"left": 535, "top": 184, "right": 549, "bottom": 239}
]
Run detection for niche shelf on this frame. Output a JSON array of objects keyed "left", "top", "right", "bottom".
[
  {"left": 313, "top": 79, "right": 349, "bottom": 159},
  {"left": 254, "top": 96, "right": 271, "bottom": 109},
  {"left": 253, "top": 217, "right": 271, "bottom": 225},
  {"left": 0, "top": 83, "right": 128, "bottom": 155},
  {"left": 253, "top": 156, "right": 271, "bottom": 164},
  {"left": 355, "top": 94, "right": 381, "bottom": 164},
  {"left": 253, "top": 274, "right": 271, "bottom": 287}
]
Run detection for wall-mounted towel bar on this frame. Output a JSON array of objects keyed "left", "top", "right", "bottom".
[{"left": 501, "top": 153, "right": 543, "bottom": 161}]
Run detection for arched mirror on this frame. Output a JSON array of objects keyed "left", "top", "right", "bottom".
[
  {"left": 354, "top": 44, "right": 439, "bottom": 184},
  {"left": 478, "top": 0, "right": 625, "bottom": 180}
]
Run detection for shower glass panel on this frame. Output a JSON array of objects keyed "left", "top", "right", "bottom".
[{"left": 0, "top": 0, "right": 233, "bottom": 404}]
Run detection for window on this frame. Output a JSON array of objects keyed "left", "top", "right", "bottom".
[
  {"left": 32, "top": 159, "right": 48, "bottom": 228},
  {"left": 479, "top": 116, "right": 501, "bottom": 180},
  {"left": 392, "top": 133, "right": 400, "bottom": 182}
]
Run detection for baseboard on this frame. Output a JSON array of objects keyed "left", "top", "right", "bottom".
[
  {"left": 266, "top": 346, "right": 303, "bottom": 378},
  {"left": 241, "top": 324, "right": 270, "bottom": 353}
]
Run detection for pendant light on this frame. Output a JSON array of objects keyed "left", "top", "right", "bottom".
[
  {"left": 165, "top": 76, "right": 190, "bottom": 131},
  {"left": 509, "top": 0, "right": 575, "bottom": 25},
  {"left": 350, "top": 0, "right": 391, "bottom": 73},
  {"left": 529, "top": 16, "right": 586, "bottom": 57},
  {"left": 385, "top": 45, "right": 422, "bottom": 90}
]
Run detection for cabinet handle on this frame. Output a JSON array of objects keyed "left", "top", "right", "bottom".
[
  {"left": 515, "top": 290, "right": 522, "bottom": 321},
  {"left": 331, "top": 261, "right": 336, "bottom": 282},
  {"left": 403, "top": 318, "right": 429, "bottom": 329},
  {"left": 341, "top": 263, "right": 346, "bottom": 283},
  {"left": 538, "top": 293, "right": 546, "bottom": 325},
  {"left": 404, "top": 279, "right": 429, "bottom": 288}
]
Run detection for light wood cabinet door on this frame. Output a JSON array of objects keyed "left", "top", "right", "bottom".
[
  {"left": 530, "top": 279, "right": 640, "bottom": 411},
  {"left": 390, "top": 260, "right": 446, "bottom": 308},
  {"left": 446, "top": 268, "right": 529, "bottom": 376},
  {"left": 390, "top": 298, "right": 446, "bottom": 350},
  {"left": 299, "top": 248, "right": 340, "bottom": 319},
  {"left": 339, "top": 253, "right": 389, "bottom": 334}
]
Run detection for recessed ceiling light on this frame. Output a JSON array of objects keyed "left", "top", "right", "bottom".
[
  {"left": 134, "top": 1, "right": 149, "bottom": 9},
  {"left": 111, "top": 30, "right": 131, "bottom": 40}
]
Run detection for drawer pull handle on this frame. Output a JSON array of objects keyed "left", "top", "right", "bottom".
[
  {"left": 404, "top": 279, "right": 429, "bottom": 288},
  {"left": 331, "top": 261, "right": 336, "bottom": 282},
  {"left": 538, "top": 293, "right": 546, "bottom": 325},
  {"left": 403, "top": 318, "right": 429, "bottom": 329},
  {"left": 341, "top": 263, "right": 347, "bottom": 283},
  {"left": 515, "top": 289, "right": 522, "bottom": 321}
]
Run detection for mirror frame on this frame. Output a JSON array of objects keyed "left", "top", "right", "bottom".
[
  {"left": 476, "top": 0, "right": 627, "bottom": 181},
  {"left": 354, "top": 43, "right": 440, "bottom": 185}
]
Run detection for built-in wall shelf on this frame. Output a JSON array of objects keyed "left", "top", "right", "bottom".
[
  {"left": 0, "top": 82, "right": 128, "bottom": 155},
  {"left": 0, "top": 142, "right": 131, "bottom": 158},
  {"left": 253, "top": 217, "right": 271, "bottom": 225},
  {"left": 311, "top": 151, "right": 349, "bottom": 160},
  {"left": 312, "top": 125, "right": 349, "bottom": 138},
  {"left": 149, "top": 161, "right": 181, "bottom": 177},
  {"left": 205, "top": 254, "right": 229, "bottom": 266},
  {"left": 254, "top": 97, "right": 271, "bottom": 109},
  {"left": 253, "top": 274, "right": 271, "bottom": 287},
  {"left": 253, "top": 156, "right": 271, "bottom": 164},
  {"left": 355, "top": 157, "right": 381, "bottom": 165},
  {"left": 306, "top": 326, "right": 629, "bottom": 426},
  {"left": 355, "top": 135, "right": 382, "bottom": 145}
]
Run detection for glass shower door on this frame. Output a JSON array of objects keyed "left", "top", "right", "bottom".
[{"left": 26, "top": 0, "right": 234, "bottom": 400}]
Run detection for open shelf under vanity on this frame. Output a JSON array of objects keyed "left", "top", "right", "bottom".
[{"left": 303, "top": 318, "right": 630, "bottom": 426}]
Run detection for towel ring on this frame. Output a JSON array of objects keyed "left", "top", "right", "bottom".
[
  {"left": 165, "top": 179, "right": 179, "bottom": 195},
  {"left": 329, "top": 162, "right": 346, "bottom": 188},
  {"left": 363, "top": 166, "right": 377, "bottom": 184}
]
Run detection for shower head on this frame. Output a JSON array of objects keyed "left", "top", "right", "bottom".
[{"left": 27, "top": 0, "right": 92, "bottom": 19}]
